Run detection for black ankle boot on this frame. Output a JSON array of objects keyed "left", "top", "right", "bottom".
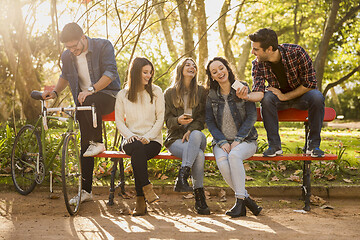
[
  {"left": 227, "top": 198, "right": 246, "bottom": 217},
  {"left": 244, "top": 197, "right": 262, "bottom": 216},
  {"left": 174, "top": 166, "right": 193, "bottom": 192},
  {"left": 194, "top": 188, "right": 210, "bottom": 215}
]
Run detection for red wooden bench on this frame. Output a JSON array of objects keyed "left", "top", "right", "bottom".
[{"left": 97, "top": 107, "right": 337, "bottom": 211}]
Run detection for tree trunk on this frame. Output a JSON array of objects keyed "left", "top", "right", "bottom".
[
  {"left": 176, "top": 0, "right": 195, "bottom": 59},
  {"left": 237, "top": 41, "right": 251, "bottom": 80},
  {"left": 218, "top": 0, "right": 236, "bottom": 68},
  {"left": 314, "top": 0, "right": 340, "bottom": 91},
  {"left": 0, "top": 0, "right": 41, "bottom": 120},
  {"left": 153, "top": 0, "right": 178, "bottom": 62},
  {"left": 195, "top": 0, "right": 208, "bottom": 84}
]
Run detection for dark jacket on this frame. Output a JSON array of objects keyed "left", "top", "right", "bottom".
[
  {"left": 164, "top": 85, "right": 207, "bottom": 147},
  {"left": 205, "top": 83, "right": 258, "bottom": 147}
]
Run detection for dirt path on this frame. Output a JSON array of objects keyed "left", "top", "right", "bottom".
[{"left": 1, "top": 188, "right": 359, "bottom": 240}]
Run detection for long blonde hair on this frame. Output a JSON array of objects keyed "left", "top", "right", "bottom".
[{"left": 170, "top": 58, "right": 200, "bottom": 108}]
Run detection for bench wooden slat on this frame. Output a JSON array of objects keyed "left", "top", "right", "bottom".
[
  {"left": 256, "top": 107, "right": 336, "bottom": 122},
  {"left": 95, "top": 151, "right": 337, "bottom": 161},
  {"left": 102, "top": 107, "right": 336, "bottom": 122}
]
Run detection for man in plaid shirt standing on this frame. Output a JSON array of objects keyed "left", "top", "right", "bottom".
[{"left": 236, "top": 28, "right": 325, "bottom": 158}]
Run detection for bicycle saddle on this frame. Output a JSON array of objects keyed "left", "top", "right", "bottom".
[{"left": 31, "top": 90, "right": 44, "bottom": 100}]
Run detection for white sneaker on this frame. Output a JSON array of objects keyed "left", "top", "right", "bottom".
[
  {"left": 69, "top": 189, "right": 93, "bottom": 206},
  {"left": 83, "top": 141, "right": 105, "bottom": 157}
]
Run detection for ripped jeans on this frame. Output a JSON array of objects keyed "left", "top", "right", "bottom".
[
  {"left": 168, "top": 130, "right": 207, "bottom": 189},
  {"left": 213, "top": 140, "right": 257, "bottom": 199}
]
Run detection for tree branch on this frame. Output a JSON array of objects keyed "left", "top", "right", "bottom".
[{"left": 323, "top": 64, "right": 360, "bottom": 96}]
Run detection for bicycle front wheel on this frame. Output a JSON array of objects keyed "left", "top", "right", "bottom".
[
  {"left": 11, "top": 125, "right": 42, "bottom": 195},
  {"left": 61, "top": 132, "right": 82, "bottom": 216}
]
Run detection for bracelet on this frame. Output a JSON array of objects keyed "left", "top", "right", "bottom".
[{"left": 52, "top": 90, "right": 58, "bottom": 98}]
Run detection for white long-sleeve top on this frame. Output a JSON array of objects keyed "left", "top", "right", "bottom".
[{"left": 115, "top": 84, "right": 165, "bottom": 144}]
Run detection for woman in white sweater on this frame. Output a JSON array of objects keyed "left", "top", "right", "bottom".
[{"left": 115, "top": 57, "right": 165, "bottom": 216}]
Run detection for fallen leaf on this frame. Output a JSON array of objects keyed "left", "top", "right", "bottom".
[
  {"left": 271, "top": 176, "right": 280, "bottom": 181},
  {"left": 279, "top": 199, "right": 291, "bottom": 204},
  {"left": 326, "top": 174, "right": 337, "bottom": 181},
  {"left": 98, "top": 166, "right": 105, "bottom": 174},
  {"left": 343, "top": 178, "right": 352, "bottom": 183},
  {"left": 218, "top": 189, "right": 226, "bottom": 198},
  {"left": 243, "top": 163, "right": 251, "bottom": 171},
  {"left": 287, "top": 174, "right": 301, "bottom": 182},
  {"left": 183, "top": 193, "right": 194, "bottom": 199},
  {"left": 320, "top": 205, "right": 334, "bottom": 210},
  {"left": 253, "top": 197, "right": 262, "bottom": 202},
  {"left": 278, "top": 165, "right": 286, "bottom": 172},
  {"left": 313, "top": 169, "right": 323, "bottom": 179},
  {"left": 204, "top": 190, "right": 211, "bottom": 199},
  {"left": 310, "top": 195, "right": 326, "bottom": 206},
  {"left": 3, "top": 166, "right": 11, "bottom": 173},
  {"left": 245, "top": 176, "right": 254, "bottom": 181},
  {"left": 218, "top": 189, "right": 227, "bottom": 202},
  {"left": 160, "top": 174, "right": 169, "bottom": 180}
]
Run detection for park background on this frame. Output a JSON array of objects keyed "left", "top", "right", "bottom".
[{"left": 0, "top": 0, "right": 359, "bottom": 188}]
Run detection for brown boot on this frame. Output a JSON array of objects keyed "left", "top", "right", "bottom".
[
  {"left": 133, "top": 196, "right": 147, "bottom": 216},
  {"left": 142, "top": 183, "right": 159, "bottom": 203}
]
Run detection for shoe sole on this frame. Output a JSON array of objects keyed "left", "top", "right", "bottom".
[
  {"left": 306, "top": 150, "right": 325, "bottom": 158},
  {"left": 263, "top": 150, "right": 283, "bottom": 157},
  {"left": 83, "top": 149, "right": 105, "bottom": 157}
]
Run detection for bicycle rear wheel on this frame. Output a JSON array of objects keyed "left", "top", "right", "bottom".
[
  {"left": 11, "top": 125, "right": 42, "bottom": 195},
  {"left": 61, "top": 132, "right": 82, "bottom": 216}
]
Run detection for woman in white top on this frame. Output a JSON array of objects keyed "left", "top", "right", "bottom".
[{"left": 115, "top": 57, "right": 165, "bottom": 216}]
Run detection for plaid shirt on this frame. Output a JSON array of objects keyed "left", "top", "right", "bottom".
[{"left": 251, "top": 44, "right": 317, "bottom": 92}]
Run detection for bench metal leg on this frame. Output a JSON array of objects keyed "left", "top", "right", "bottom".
[
  {"left": 107, "top": 158, "right": 119, "bottom": 206},
  {"left": 302, "top": 161, "right": 311, "bottom": 211},
  {"left": 117, "top": 157, "right": 126, "bottom": 196}
]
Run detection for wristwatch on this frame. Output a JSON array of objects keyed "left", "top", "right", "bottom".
[{"left": 88, "top": 86, "right": 95, "bottom": 93}]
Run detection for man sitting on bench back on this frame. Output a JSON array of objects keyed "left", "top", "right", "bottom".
[{"left": 236, "top": 28, "right": 325, "bottom": 158}]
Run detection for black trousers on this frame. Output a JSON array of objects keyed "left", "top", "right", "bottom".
[
  {"left": 122, "top": 140, "right": 161, "bottom": 196},
  {"left": 77, "top": 92, "right": 115, "bottom": 193}
]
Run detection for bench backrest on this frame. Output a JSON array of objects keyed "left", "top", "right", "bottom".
[{"left": 102, "top": 107, "right": 336, "bottom": 122}]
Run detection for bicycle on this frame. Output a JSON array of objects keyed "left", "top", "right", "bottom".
[{"left": 10, "top": 90, "right": 97, "bottom": 215}]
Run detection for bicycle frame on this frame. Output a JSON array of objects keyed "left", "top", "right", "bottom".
[{"left": 29, "top": 97, "right": 97, "bottom": 181}]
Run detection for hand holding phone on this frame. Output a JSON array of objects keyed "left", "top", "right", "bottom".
[
  {"left": 183, "top": 113, "right": 192, "bottom": 120},
  {"left": 231, "top": 80, "right": 245, "bottom": 91}
]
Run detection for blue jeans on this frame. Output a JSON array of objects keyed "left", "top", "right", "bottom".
[
  {"left": 261, "top": 89, "right": 325, "bottom": 149},
  {"left": 213, "top": 141, "right": 257, "bottom": 199},
  {"left": 168, "top": 130, "right": 207, "bottom": 189}
]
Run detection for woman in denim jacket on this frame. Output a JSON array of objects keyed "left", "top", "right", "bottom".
[{"left": 205, "top": 57, "right": 262, "bottom": 217}]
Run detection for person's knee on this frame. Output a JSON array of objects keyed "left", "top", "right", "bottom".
[
  {"left": 308, "top": 90, "right": 325, "bottom": 106},
  {"left": 216, "top": 156, "right": 228, "bottom": 165},
  {"left": 124, "top": 140, "right": 144, "bottom": 154},
  {"left": 261, "top": 91, "right": 277, "bottom": 107},
  {"left": 189, "top": 130, "right": 205, "bottom": 142},
  {"left": 228, "top": 150, "right": 245, "bottom": 163}
]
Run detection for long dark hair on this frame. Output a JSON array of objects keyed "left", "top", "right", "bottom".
[
  {"left": 206, "top": 57, "right": 236, "bottom": 90},
  {"left": 170, "top": 58, "right": 200, "bottom": 108},
  {"left": 127, "top": 57, "right": 154, "bottom": 103}
]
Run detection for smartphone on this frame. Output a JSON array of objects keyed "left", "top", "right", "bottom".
[
  {"left": 231, "top": 80, "right": 245, "bottom": 91},
  {"left": 183, "top": 113, "right": 192, "bottom": 120}
]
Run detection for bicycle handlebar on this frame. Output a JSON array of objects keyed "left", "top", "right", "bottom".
[{"left": 31, "top": 90, "right": 97, "bottom": 130}]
